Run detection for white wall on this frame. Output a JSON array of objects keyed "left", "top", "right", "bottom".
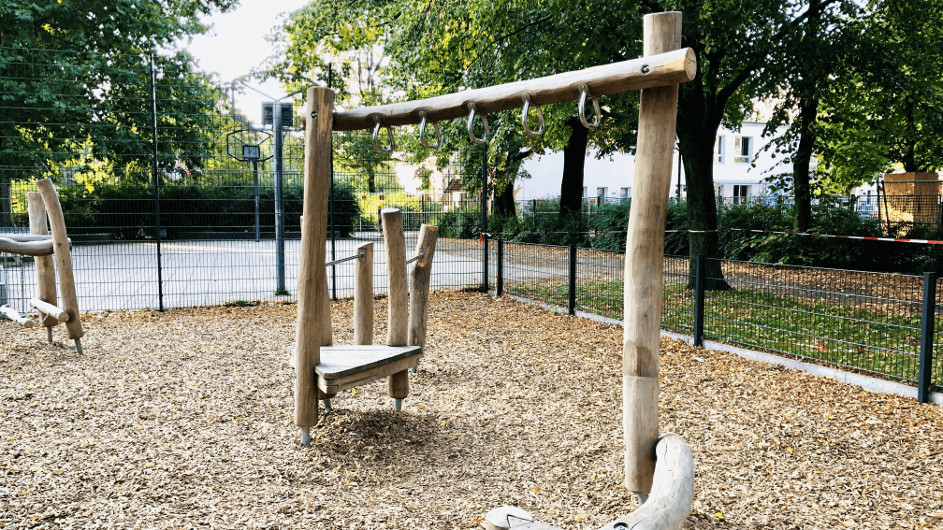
[{"left": 516, "top": 121, "right": 783, "bottom": 200}]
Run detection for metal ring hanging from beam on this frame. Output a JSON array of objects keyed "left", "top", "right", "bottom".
[
  {"left": 372, "top": 116, "right": 395, "bottom": 152},
  {"left": 577, "top": 83, "right": 602, "bottom": 130},
  {"left": 520, "top": 93, "right": 546, "bottom": 136},
  {"left": 466, "top": 102, "right": 489, "bottom": 144},
  {"left": 418, "top": 111, "right": 440, "bottom": 150}
]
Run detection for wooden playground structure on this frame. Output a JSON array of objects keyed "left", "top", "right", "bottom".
[
  {"left": 292, "top": 11, "right": 694, "bottom": 529},
  {"left": 0, "top": 179, "right": 84, "bottom": 353}
]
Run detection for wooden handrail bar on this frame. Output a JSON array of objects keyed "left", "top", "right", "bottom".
[
  {"left": 330, "top": 48, "right": 696, "bottom": 131},
  {"left": 0, "top": 236, "right": 54, "bottom": 257}
]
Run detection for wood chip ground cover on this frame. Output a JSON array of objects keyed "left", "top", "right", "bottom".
[{"left": 1, "top": 291, "right": 941, "bottom": 529}]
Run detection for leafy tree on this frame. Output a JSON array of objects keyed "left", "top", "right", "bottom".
[
  {"left": 0, "top": 0, "right": 236, "bottom": 225},
  {"left": 816, "top": 0, "right": 943, "bottom": 180}
]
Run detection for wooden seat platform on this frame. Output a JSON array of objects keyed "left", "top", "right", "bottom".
[{"left": 288, "top": 345, "right": 423, "bottom": 395}]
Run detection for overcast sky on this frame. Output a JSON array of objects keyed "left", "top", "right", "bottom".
[{"left": 183, "top": 0, "right": 311, "bottom": 126}]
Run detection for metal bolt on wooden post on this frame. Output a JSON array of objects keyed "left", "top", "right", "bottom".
[
  {"left": 295, "top": 87, "right": 335, "bottom": 443},
  {"left": 382, "top": 209, "right": 410, "bottom": 407},
  {"left": 622, "top": 11, "right": 682, "bottom": 495}
]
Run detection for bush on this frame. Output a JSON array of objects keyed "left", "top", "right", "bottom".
[
  {"left": 56, "top": 182, "right": 362, "bottom": 240},
  {"left": 436, "top": 207, "right": 482, "bottom": 239}
]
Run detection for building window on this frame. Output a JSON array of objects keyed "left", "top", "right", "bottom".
[
  {"left": 733, "top": 185, "right": 750, "bottom": 203},
  {"left": 597, "top": 187, "right": 607, "bottom": 203},
  {"left": 734, "top": 136, "right": 752, "bottom": 163},
  {"left": 715, "top": 184, "right": 725, "bottom": 197},
  {"left": 582, "top": 187, "right": 587, "bottom": 198},
  {"left": 714, "top": 136, "right": 725, "bottom": 163},
  {"left": 620, "top": 187, "right": 630, "bottom": 198}
]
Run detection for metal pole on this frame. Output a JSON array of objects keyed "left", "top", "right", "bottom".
[
  {"left": 274, "top": 101, "right": 286, "bottom": 294},
  {"left": 918, "top": 272, "right": 937, "bottom": 403},
  {"left": 148, "top": 54, "right": 165, "bottom": 312},
  {"left": 496, "top": 238, "right": 504, "bottom": 297},
  {"left": 481, "top": 143, "right": 489, "bottom": 293},
  {"left": 328, "top": 65, "right": 338, "bottom": 301},
  {"left": 253, "top": 160, "right": 260, "bottom": 243},
  {"left": 693, "top": 254, "right": 706, "bottom": 347},
  {"left": 568, "top": 244, "right": 577, "bottom": 315}
]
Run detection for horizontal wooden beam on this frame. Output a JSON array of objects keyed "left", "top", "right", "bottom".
[
  {"left": 0, "top": 305, "right": 35, "bottom": 328},
  {"left": 29, "top": 298, "right": 69, "bottom": 323},
  {"left": 0, "top": 237, "right": 54, "bottom": 257},
  {"left": 331, "top": 48, "right": 696, "bottom": 131}
]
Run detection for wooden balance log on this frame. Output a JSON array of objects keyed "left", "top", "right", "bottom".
[{"left": 0, "top": 180, "right": 83, "bottom": 353}]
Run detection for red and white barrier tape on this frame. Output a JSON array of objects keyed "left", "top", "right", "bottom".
[{"left": 664, "top": 228, "right": 943, "bottom": 245}]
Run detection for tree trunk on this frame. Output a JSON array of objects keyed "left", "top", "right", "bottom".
[
  {"left": 494, "top": 179, "right": 516, "bottom": 218},
  {"left": 793, "top": 97, "right": 818, "bottom": 232},
  {"left": 559, "top": 116, "right": 589, "bottom": 215},
  {"left": 678, "top": 120, "right": 730, "bottom": 291},
  {"left": 0, "top": 179, "right": 12, "bottom": 227}
]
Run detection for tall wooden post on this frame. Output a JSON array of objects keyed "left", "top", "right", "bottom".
[
  {"left": 353, "top": 242, "right": 374, "bottom": 346},
  {"left": 623, "top": 11, "right": 682, "bottom": 495},
  {"left": 295, "top": 87, "right": 335, "bottom": 438},
  {"left": 382, "top": 209, "right": 410, "bottom": 404},
  {"left": 36, "top": 179, "right": 83, "bottom": 343},
  {"left": 27, "top": 192, "right": 58, "bottom": 334},
  {"left": 407, "top": 225, "right": 438, "bottom": 357}
]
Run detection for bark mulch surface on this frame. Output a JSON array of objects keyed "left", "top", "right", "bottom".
[{"left": 1, "top": 291, "right": 941, "bottom": 529}]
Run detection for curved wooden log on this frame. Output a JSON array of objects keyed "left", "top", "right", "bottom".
[
  {"left": 28, "top": 192, "right": 58, "bottom": 328},
  {"left": 600, "top": 434, "right": 694, "bottom": 530},
  {"left": 330, "top": 48, "right": 696, "bottom": 131},
  {"left": 36, "top": 179, "right": 84, "bottom": 340},
  {"left": 0, "top": 237, "right": 54, "bottom": 257},
  {"left": 482, "top": 434, "right": 693, "bottom": 530}
]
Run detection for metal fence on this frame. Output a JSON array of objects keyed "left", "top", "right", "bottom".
[
  {"left": 489, "top": 242, "right": 942, "bottom": 401},
  {"left": 2, "top": 47, "right": 940, "bottom": 402}
]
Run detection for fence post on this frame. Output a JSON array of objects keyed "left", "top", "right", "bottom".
[
  {"left": 918, "top": 272, "right": 937, "bottom": 403},
  {"left": 481, "top": 143, "right": 489, "bottom": 293},
  {"left": 496, "top": 238, "right": 504, "bottom": 297},
  {"left": 568, "top": 244, "right": 577, "bottom": 315},
  {"left": 482, "top": 235, "right": 489, "bottom": 293},
  {"left": 693, "top": 254, "right": 705, "bottom": 347},
  {"left": 148, "top": 54, "right": 165, "bottom": 312}
]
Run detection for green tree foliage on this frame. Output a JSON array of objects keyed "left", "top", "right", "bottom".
[
  {"left": 816, "top": 0, "right": 943, "bottom": 180},
  {"left": 0, "top": 0, "right": 236, "bottom": 224}
]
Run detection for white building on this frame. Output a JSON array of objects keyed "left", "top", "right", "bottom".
[{"left": 516, "top": 121, "right": 783, "bottom": 202}]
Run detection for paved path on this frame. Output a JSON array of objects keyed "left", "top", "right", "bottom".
[{"left": 1, "top": 235, "right": 490, "bottom": 314}]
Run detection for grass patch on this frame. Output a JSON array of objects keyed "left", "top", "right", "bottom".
[{"left": 507, "top": 279, "right": 943, "bottom": 387}]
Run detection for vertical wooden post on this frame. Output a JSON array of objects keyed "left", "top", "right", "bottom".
[
  {"left": 295, "top": 87, "right": 335, "bottom": 432},
  {"left": 354, "top": 242, "right": 374, "bottom": 346},
  {"left": 35, "top": 179, "right": 83, "bottom": 341},
  {"left": 382, "top": 208, "right": 409, "bottom": 401},
  {"left": 27, "top": 192, "right": 58, "bottom": 330},
  {"left": 407, "top": 224, "right": 438, "bottom": 360},
  {"left": 623, "top": 11, "right": 682, "bottom": 495}
]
